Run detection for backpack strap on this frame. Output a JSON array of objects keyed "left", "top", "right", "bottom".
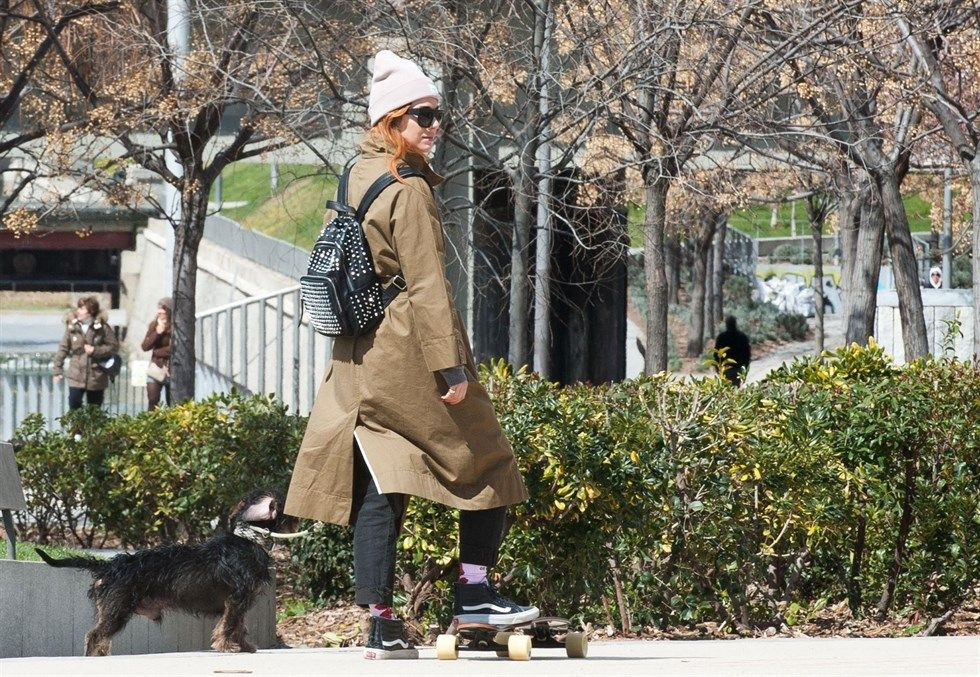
[
  {"left": 354, "top": 166, "right": 427, "bottom": 223},
  {"left": 325, "top": 166, "right": 355, "bottom": 215}
]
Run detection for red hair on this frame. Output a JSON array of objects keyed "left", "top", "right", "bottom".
[{"left": 370, "top": 105, "right": 419, "bottom": 183}]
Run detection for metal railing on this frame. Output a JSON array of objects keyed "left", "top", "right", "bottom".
[
  {"left": 194, "top": 285, "right": 331, "bottom": 415},
  {"left": 0, "top": 353, "right": 148, "bottom": 440}
]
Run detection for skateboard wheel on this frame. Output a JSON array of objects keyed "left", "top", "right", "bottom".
[
  {"left": 507, "top": 634, "right": 532, "bottom": 661},
  {"left": 565, "top": 631, "right": 588, "bottom": 658},
  {"left": 436, "top": 633, "right": 459, "bottom": 660},
  {"left": 493, "top": 631, "right": 514, "bottom": 645}
]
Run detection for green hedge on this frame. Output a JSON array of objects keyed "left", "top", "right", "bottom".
[
  {"left": 12, "top": 392, "right": 302, "bottom": 546},
  {"left": 12, "top": 345, "right": 979, "bottom": 631},
  {"left": 296, "top": 347, "right": 979, "bottom": 629}
]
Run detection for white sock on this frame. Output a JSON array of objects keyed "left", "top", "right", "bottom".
[{"left": 459, "top": 562, "right": 488, "bottom": 585}]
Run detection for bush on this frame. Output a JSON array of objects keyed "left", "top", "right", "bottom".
[
  {"left": 770, "top": 242, "right": 813, "bottom": 264},
  {"left": 386, "top": 352, "right": 978, "bottom": 629},
  {"left": 729, "top": 301, "right": 809, "bottom": 343},
  {"left": 12, "top": 391, "right": 302, "bottom": 546},
  {"left": 13, "top": 350, "right": 979, "bottom": 630}
]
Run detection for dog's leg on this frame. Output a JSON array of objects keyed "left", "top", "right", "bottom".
[
  {"left": 85, "top": 598, "right": 130, "bottom": 657},
  {"left": 212, "top": 593, "right": 256, "bottom": 653}
]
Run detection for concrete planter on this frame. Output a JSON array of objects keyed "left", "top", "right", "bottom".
[{"left": 0, "top": 559, "right": 276, "bottom": 658}]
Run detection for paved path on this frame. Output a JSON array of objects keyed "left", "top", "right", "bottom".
[
  {"left": 2, "top": 637, "right": 977, "bottom": 676},
  {"left": 745, "top": 313, "right": 845, "bottom": 384}
]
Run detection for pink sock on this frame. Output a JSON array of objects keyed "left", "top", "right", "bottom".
[
  {"left": 459, "top": 562, "right": 488, "bottom": 585},
  {"left": 369, "top": 604, "right": 393, "bottom": 619}
]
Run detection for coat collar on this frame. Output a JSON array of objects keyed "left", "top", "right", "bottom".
[
  {"left": 67, "top": 311, "right": 108, "bottom": 331},
  {"left": 358, "top": 134, "right": 444, "bottom": 186}
]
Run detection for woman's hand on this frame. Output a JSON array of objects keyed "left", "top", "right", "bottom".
[
  {"left": 53, "top": 374, "right": 63, "bottom": 383},
  {"left": 84, "top": 345, "right": 95, "bottom": 355},
  {"left": 441, "top": 380, "right": 468, "bottom": 405}
]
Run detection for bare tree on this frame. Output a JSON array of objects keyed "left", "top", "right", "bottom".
[
  {"left": 381, "top": 0, "right": 613, "bottom": 371},
  {"left": 756, "top": 3, "right": 930, "bottom": 358},
  {"left": 40, "top": 1, "right": 351, "bottom": 401},
  {"left": 897, "top": 3, "right": 980, "bottom": 357},
  {"left": 0, "top": 0, "right": 120, "bottom": 219},
  {"left": 569, "top": 0, "right": 861, "bottom": 374}
]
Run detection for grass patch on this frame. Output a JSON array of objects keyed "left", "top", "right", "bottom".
[
  {"left": 729, "top": 195, "right": 933, "bottom": 238},
  {"left": 211, "top": 163, "right": 337, "bottom": 251},
  {"left": 627, "top": 194, "right": 934, "bottom": 244},
  {"left": 1, "top": 539, "right": 93, "bottom": 562}
]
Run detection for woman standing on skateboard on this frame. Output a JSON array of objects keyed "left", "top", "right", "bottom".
[{"left": 285, "top": 50, "right": 538, "bottom": 660}]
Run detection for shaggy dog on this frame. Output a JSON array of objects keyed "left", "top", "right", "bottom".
[{"left": 38, "top": 490, "right": 298, "bottom": 656}]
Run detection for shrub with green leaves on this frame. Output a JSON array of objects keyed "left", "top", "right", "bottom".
[
  {"left": 13, "top": 348, "right": 979, "bottom": 631},
  {"left": 379, "top": 349, "right": 978, "bottom": 629},
  {"left": 12, "top": 391, "right": 302, "bottom": 546}
]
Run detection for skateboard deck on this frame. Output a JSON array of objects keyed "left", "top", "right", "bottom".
[{"left": 435, "top": 616, "right": 588, "bottom": 660}]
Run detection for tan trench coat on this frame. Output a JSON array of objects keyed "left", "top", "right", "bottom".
[{"left": 285, "top": 136, "right": 528, "bottom": 526}]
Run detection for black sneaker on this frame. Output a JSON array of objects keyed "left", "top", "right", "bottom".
[
  {"left": 453, "top": 582, "right": 540, "bottom": 625},
  {"left": 363, "top": 616, "right": 418, "bottom": 660}
]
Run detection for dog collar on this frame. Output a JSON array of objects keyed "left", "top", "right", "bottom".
[
  {"left": 233, "top": 523, "right": 270, "bottom": 546},
  {"left": 233, "top": 524, "right": 310, "bottom": 545}
]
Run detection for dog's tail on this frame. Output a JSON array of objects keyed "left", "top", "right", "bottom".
[{"left": 36, "top": 548, "right": 103, "bottom": 572}]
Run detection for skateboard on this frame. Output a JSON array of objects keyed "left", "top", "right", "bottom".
[{"left": 435, "top": 616, "right": 588, "bottom": 661}]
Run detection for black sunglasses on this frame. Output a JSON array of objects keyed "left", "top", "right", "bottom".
[{"left": 407, "top": 106, "right": 444, "bottom": 128}]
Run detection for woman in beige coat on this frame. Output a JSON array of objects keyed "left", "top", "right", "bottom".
[
  {"left": 52, "top": 296, "right": 119, "bottom": 409},
  {"left": 285, "top": 50, "right": 536, "bottom": 659}
]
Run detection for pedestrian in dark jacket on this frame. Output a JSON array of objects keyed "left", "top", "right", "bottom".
[
  {"left": 141, "top": 297, "right": 172, "bottom": 410},
  {"left": 52, "top": 296, "right": 119, "bottom": 409},
  {"left": 713, "top": 316, "right": 751, "bottom": 386}
]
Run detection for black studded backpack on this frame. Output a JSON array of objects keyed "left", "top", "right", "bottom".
[{"left": 300, "top": 165, "right": 425, "bottom": 337}]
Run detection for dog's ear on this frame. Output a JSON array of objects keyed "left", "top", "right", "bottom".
[{"left": 230, "top": 499, "right": 248, "bottom": 521}]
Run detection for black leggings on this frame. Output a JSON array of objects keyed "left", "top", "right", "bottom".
[
  {"left": 350, "top": 439, "right": 506, "bottom": 606},
  {"left": 68, "top": 387, "right": 105, "bottom": 410},
  {"left": 146, "top": 380, "right": 171, "bottom": 410}
]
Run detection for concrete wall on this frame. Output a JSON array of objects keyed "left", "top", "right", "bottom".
[
  {"left": 121, "top": 217, "right": 331, "bottom": 412},
  {"left": 0, "top": 559, "right": 276, "bottom": 658},
  {"left": 121, "top": 217, "right": 299, "bottom": 350},
  {"left": 756, "top": 235, "right": 837, "bottom": 258},
  {"left": 875, "top": 289, "right": 975, "bottom": 364}
]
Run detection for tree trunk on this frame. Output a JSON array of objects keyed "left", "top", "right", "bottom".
[
  {"left": 170, "top": 193, "right": 207, "bottom": 402},
  {"left": 876, "top": 451, "right": 917, "bottom": 620},
  {"left": 844, "top": 193, "right": 885, "bottom": 345},
  {"left": 508, "top": 140, "right": 537, "bottom": 369},
  {"left": 704, "top": 242, "right": 715, "bottom": 341},
  {"left": 971, "top": 158, "right": 980, "bottom": 358},
  {"left": 837, "top": 188, "right": 862, "bottom": 320},
  {"left": 712, "top": 218, "right": 726, "bottom": 325},
  {"left": 686, "top": 209, "right": 717, "bottom": 357},
  {"left": 812, "top": 217, "right": 825, "bottom": 354},
  {"left": 878, "top": 171, "right": 929, "bottom": 360},
  {"left": 643, "top": 180, "right": 670, "bottom": 374},
  {"left": 532, "top": 0, "right": 553, "bottom": 378},
  {"left": 665, "top": 232, "right": 681, "bottom": 306},
  {"left": 847, "top": 502, "right": 867, "bottom": 617}
]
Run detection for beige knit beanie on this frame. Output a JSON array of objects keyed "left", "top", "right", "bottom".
[{"left": 368, "top": 50, "right": 440, "bottom": 126}]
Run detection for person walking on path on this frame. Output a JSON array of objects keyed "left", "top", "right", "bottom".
[
  {"left": 713, "top": 316, "right": 752, "bottom": 387},
  {"left": 285, "top": 50, "right": 536, "bottom": 660},
  {"left": 52, "top": 296, "right": 119, "bottom": 409},
  {"left": 141, "top": 297, "right": 172, "bottom": 410}
]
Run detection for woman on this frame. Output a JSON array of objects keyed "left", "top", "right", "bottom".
[
  {"left": 53, "top": 296, "right": 119, "bottom": 409},
  {"left": 285, "top": 50, "right": 535, "bottom": 660},
  {"left": 141, "top": 297, "right": 172, "bottom": 410}
]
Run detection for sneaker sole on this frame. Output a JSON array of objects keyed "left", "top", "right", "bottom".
[
  {"left": 363, "top": 647, "right": 419, "bottom": 660},
  {"left": 455, "top": 607, "right": 541, "bottom": 626}
]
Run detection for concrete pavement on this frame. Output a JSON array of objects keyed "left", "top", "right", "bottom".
[{"left": 2, "top": 637, "right": 977, "bottom": 676}]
